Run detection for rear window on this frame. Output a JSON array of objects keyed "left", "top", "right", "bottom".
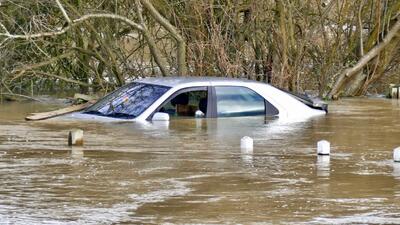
[{"left": 85, "top": 82, "right": 170, "bottom": 119}]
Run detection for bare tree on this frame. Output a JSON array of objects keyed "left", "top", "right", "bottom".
[
  {"left": 0, "top": 0, "right": 399, "bottom": 99},
  {"left": 0, "top": 0, "right": 187, "bottom": 95},
  {"left": 328, "top": 17, "right": 400, "bottom": 99}
]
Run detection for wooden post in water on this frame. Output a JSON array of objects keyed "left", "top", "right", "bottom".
[
  {"left": 68, "top": 129, "right": 84, "bottom": 146},
  {"left": 31, "top": 80, "right": 34, "bottom": 97}
]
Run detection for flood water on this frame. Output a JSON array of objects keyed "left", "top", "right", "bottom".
[{"left": 1, "top": 98, "right": 400, "bottom": 224}]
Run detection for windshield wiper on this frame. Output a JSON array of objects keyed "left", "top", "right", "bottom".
[
  {"left": 84, "top": 110, "right": 105, "bottom": 116},
  {"left": 85, "top": 110, "right": 135, "bottom": 119},
  {"left": 106, "top": 112, "right": 135, "bottom": 119}
]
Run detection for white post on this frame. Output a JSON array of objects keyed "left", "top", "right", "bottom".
[
  {"left": 68, "top": 129, "right": 84, "bottom": 146},
  {"left": 394, "top": 147, "right": 400, "bottom": 162},
  {"left": 317, "top": 140, "right": 330, "bottom": 155},
  {"left": 391, "top": 87, "right": 399, "bottom": 99}
]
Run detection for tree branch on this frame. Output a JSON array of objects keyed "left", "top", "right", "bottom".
[
  {"left": 0, "top": 21, "right": 9, "bottom": 34},
  {"left": 134, "top": 0, "right": 169, "bottom": 76},
  {"left": 32, "top": 71, "right": 90, "bottom": 86},
  {"left": 327, "top": 17, "right": 400, "bottom": 99},
  {"left": 55, "top": 0, "right": 71, "bottom": 23},
  {"left": 0, "top": 8, "right": 171, "bottom": 77},
  {"left": 12, "top": 51, "right": 74, "bottom": 80},
  {"left": 141, "top": 0, "right": 187, "bottom": 75},
  {"left": 0, "top": 13, "right": 143, "bottom": 40}
]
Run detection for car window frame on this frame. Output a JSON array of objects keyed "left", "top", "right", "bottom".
[
  {"left": 211, "top": 85, "right": 278, "bottom": 118},
  {"left": 147, "top": 86, "right": 212, "bottom": 120}
]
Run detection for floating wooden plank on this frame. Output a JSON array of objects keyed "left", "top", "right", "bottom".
[{"left": 25, "top": 100, "right": 95, "bottom": 121}]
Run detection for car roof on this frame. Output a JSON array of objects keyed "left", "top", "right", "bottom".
[{"left": 136, "top": 76, "right": 261, "bottom": 87}]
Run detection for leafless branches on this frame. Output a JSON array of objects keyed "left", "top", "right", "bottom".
[
  {"left": 55, "top": 0, "right": 71, "bottom": 23},
  {"left": 0, "top": 13, "right": 143, "bottom": 40},
  {"left": 328, "top": 17, "right": 400, "bottom": 99},
  {"left": 0, "top": 0, "right": 399, "bottom": 99}
]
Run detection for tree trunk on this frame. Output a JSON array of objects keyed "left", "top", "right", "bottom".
[
  {"left": 326, "top": 17, "right": 400, "bottom": 99},
  {"left": 141, "top": 0, "right": 187, "bottom": 76}
]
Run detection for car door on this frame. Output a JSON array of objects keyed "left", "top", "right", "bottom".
[
  {"left": 149, "top": 86, "right": 213, "bottom": 119},
  {"left": 211, "top": 86, "right": 279, "bottom": 118}
]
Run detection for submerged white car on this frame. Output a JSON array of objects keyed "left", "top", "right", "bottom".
[{"left": 67, "top": 77, "right": 327, "bottom": 122}]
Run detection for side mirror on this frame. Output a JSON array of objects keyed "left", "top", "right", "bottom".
[{"left": 152, "top": 112, "right": 170, "bottom": 121}]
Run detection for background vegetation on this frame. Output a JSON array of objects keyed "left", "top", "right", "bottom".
[{"left": 0, "top": 0, "right": 399, "bottom": 99}]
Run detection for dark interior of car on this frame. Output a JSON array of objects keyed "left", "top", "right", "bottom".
[{"left": 159, "top": 91, "right": 207, "bottom": 117}]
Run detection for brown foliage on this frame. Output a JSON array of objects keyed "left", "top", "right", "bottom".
[{"left": 0, "top": 0, "right": 399, "bottom": 98}]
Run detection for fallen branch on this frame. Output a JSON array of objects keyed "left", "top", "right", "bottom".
[{"left": 327, "top": 17, "right": 400, "bottom": 99}]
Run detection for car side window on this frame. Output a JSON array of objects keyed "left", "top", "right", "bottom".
[
  {"left": 158, "top": 90, "right": 208, "bottom": 118},
  {"left": 215, "top": 86, "right": 273, "bottom": 117}
]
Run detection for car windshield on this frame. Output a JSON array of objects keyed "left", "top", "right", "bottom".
[{"left": 85, "top": 82, "right": 170, "bottom": 119}]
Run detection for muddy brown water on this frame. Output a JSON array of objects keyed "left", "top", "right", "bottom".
[{"left": 1, "top": 98, "right": 400, "bottom": 224}]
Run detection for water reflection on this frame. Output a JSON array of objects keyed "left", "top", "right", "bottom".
[
  {"left": 149, "top": 120, "right": 170, "bottom": 130},
  {"left": 1, "top": 99, "right": 400, "bottom": 224},
  {"left": 70, "top": 147, "right": 84, "bottom": 159},
  {"left": 392, "top": 163, "right": 400, "bottom": 179},
  {"left": 240, "top": 154, "right": 254, "bottom": 166},
  {"left": 316, "top": 155, "right": 330, "bottom": 177}
]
